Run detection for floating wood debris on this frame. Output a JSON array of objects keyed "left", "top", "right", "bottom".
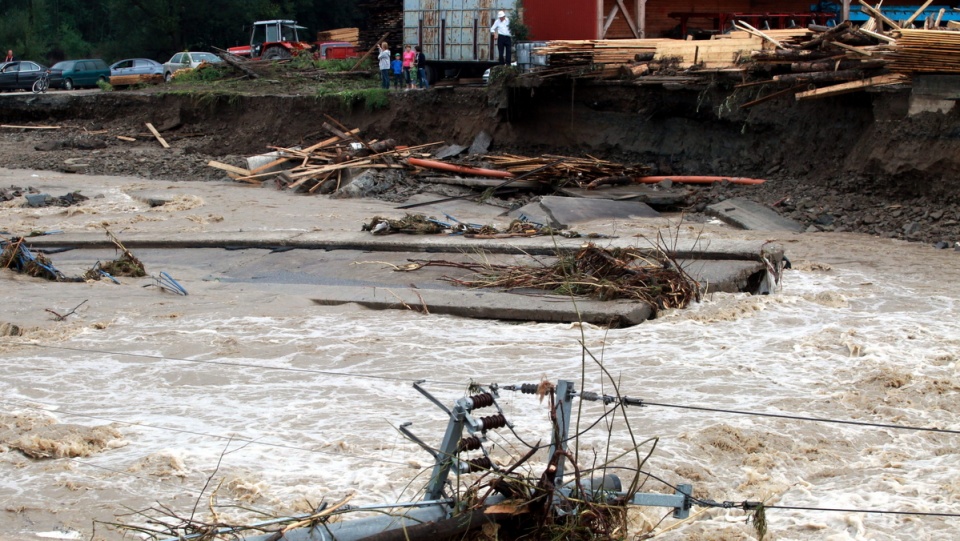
[{"left": 409, "top": 243, "right": 700, "bottom": 311}]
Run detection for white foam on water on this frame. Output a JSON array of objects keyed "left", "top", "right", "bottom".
[{"left": 2, "top": 263, "right": 960, "bottom": 539}]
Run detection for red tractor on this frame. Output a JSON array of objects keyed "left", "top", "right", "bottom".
[{"left": 228, "top": 20, "right": 357, "bottom": 61}]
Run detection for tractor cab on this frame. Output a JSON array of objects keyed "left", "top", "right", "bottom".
[{"left": 228, "top": 20, "right": 311, "bottom": 60}]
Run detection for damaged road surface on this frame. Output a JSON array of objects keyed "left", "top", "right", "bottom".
[{"left": 21, "top": 237, "right": 782, "bottom": 328}]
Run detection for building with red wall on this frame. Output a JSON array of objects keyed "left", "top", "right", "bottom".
[{"left": 522, "top": 0, "right": 851, "bottom": 40}]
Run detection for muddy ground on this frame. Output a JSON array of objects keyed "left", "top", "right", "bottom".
[{"left": 2, "top": 80, "right": 960, "bottom": 247}]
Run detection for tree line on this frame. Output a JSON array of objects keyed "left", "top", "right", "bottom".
[{"left": 0, "top": 0, "right": 363, "bottom": 65}]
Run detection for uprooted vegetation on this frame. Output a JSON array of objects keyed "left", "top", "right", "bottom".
[{"left": 409, "top": 243, "right": 701, "bottom": 311}]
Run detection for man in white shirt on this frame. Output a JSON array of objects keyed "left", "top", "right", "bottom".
[{"left": 490, "top": 10, "right": 512, "bottom": 65}]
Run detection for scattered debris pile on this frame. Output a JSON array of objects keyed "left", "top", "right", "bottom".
[
  {"left": 362, "top": 213, "right": 592, "bottom": 238},
  {"left": 0, "top": 237, "right": 71, "bottom": 281},
  {"left": 215, "top": 120, "right": 657, "bottom": 202},
  {"left": 410, "top": 243, "right": 701, "bottom": 310},
  {"left": 2, "top": 229, "right": 145, "bottom": 283}
]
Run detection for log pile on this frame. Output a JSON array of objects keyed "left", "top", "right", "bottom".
[
  {"left": 317, "top": 27, "right": 360, "bottom": 46},
  {"left": 358, "top": 0, "right": 402, "bottom": 50}
]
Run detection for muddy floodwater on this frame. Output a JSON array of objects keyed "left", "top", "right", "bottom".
[{"left": 2, "top": 169, "right": 960, "bottom": 541}]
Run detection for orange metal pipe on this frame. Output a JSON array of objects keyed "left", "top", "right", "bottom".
[
  {"left": 407, "top": 157, "right": 515, "bottom": 179},
  {"left": 636, "top": 176, "right": 766, "bottom": 185}
]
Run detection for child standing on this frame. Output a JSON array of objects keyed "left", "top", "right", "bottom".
[
  {"left": 402, "top": 45, "right": 416, "bottom": 90},
  {"left": 391, "top": 53, "right": 403, "bottom": 90}
]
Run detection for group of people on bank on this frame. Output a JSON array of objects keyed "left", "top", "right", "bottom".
[
  {"left": 376, "top": 9, "right": 513, "bottom": 90},
  {"left": 378, "top": 43, "right": 428, "bottom": 90}
]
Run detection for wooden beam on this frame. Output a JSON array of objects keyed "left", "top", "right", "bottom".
[
  {"left": 795, "top": 73, "right": 908, "bottom": 100},
  {"left": 858, "top": 1, "right": 900, "bottom": 30},
  {"left": 145, "top": 122, "right": 170, "bottom": 149},
  {"left": 1, "top": 124, "right": 60, "bottom": 129},
  {"left": 639, "top": 0, "right": 646, "bottom": 39},
  {"left": 843, "top": 0, "right": 851, "bottom": 21},
  {"left": 207, "top": 161, "right": 252, "bottom": 176},
  {"left": 858, "top": 27, "right": 896, "bottom": 43},
  {"left": 904, "top": 0, "right": 935, "bottom": 27},
  {"left": 602, "top": 4, "right": 619, "bottom": 37},
  {"left": 734, "top": 20, "right": 783, "bottom": 49},
  {"left": 615, "top": 0, "right": 640, "bottom": 38}
]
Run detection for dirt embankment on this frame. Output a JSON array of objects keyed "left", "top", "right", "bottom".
[{"left": 1, "top": 84, "right": 960, "bottom": 247}]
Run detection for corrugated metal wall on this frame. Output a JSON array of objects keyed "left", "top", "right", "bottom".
[
  {"left": 404, "top": 0, "right": 517, "bottom": 63},
  {"left": 523, "top": 0, "right": 599, "bottom": 41}
]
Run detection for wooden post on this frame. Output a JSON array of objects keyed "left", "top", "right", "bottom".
[
  {"left": 842, "top": 0, "right": 851, "bottom": 22},
  {"left": 639, "top": 0, "right": 646, "bottom": 38}
]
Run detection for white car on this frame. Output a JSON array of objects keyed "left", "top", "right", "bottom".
[{"left": 162, "top": 52, "right": 222, "bottom": 82}]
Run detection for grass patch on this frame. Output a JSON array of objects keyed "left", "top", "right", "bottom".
[{"left": 96, "top": 79, "right": 113, "bottom": 92}]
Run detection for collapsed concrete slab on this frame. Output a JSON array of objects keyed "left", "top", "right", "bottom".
[
  {"left": 707, "top": 197, "right": 805, "bottom": 232},
  {"left": 509, "top": 196, "right": 659, "bottom": 228},
  {"left": 311, "top": 285, "right": 653, "bottom": 327},
  {"left": 557, "top": 185, "right": 690, "bottom": 208}
]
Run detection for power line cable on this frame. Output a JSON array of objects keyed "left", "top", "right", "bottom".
[{"left": 621, "top": 397, "right": 960, "bottom": 436}]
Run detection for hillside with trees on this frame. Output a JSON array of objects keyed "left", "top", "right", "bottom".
[{"left": 0, "top": 0, "right": 362, "bottom": 64}]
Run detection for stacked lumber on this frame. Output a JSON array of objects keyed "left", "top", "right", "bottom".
[
  {"left": 358, "top": 0, "right": 402, "bottom": 50},
  {"left": 318, "top": 27, "right": 360, "bottom": 46},
  {"left": 654, "top": 36, "right": 763, "bottom": 69},
  {"left": 888, "top": 28, "right": 960, "bottom": 73}
]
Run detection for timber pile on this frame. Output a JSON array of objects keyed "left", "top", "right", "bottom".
[
  {"left": 888, "top": 28, "right": 960, "bottom": 73},
  {"left": 317, "top": 27, "right": 360, "bottom": 46},
  {"left": 357, "top": 0, "right": 402, "bottom": 50}
]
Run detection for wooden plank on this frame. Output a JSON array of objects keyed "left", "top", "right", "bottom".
[
  {"left": 904, "top": 0, "right": 935, "bottom": 27},
  {"left": 858, "top": 0, "right": 901, "bottom": 29},
  {"left": 795, "top": 73, "right": 908, "bottom": 100},
  {"left": 145, "top": 122, "right": 170, "bottom": 149},
  {"left": 1, "top": 124, "right": 61, "bottom": 129},
  {"left": 207, "top": 161, "right": 252, "bottom": 176},
  {"left": 858, "top": 27, "right": 896, "bottom": 43}
]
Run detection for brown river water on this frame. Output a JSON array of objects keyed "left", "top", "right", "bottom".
[{"left": 2, "top": 169, "right": 959, "bottom": 540}]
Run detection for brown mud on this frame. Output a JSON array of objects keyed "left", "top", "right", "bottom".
[{"left": 2, "top": 83, "right": 960, "bottom": 246}]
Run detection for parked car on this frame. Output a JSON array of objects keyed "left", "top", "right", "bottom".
[
  {"left": 0, "top": 60, "right": 62, "bottom": 91},
  {"left": 51, "top": 59, "right": 110, "bottom": 90},
  {"left": 162, "top": 52, "right": 222, "bottom": 81},
  {"left": 110, "top": 58, "right": 163, "bottom": 77}
]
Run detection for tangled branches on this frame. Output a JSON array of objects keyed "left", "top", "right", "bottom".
[{"left": 413, "top": 244, "right": 700, "bottom": 312}]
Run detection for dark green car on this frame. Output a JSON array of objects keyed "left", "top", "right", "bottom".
[{"left": 50, "top": 59, "right": 110, "bottom": 90}]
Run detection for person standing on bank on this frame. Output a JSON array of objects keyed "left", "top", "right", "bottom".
[
  {"left": 490, "top": 10, "right": 512, "bottom": 65},
  {"left": 415, "top": 46, "right": 429, "bottom": 89},
  {"left": 4, "top": 50, "right": 13, "bottom": 62},
  {"left": 377, "top": 41, "right": 391, "bottom": 89}
]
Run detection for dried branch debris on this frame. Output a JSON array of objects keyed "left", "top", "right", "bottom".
[{"left": 411, "top": 243, "right": 701, "bottom": 311}]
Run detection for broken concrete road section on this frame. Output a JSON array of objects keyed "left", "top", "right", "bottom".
[{"left": 708, "top": 197, "right": 805, "bottom": 233}]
